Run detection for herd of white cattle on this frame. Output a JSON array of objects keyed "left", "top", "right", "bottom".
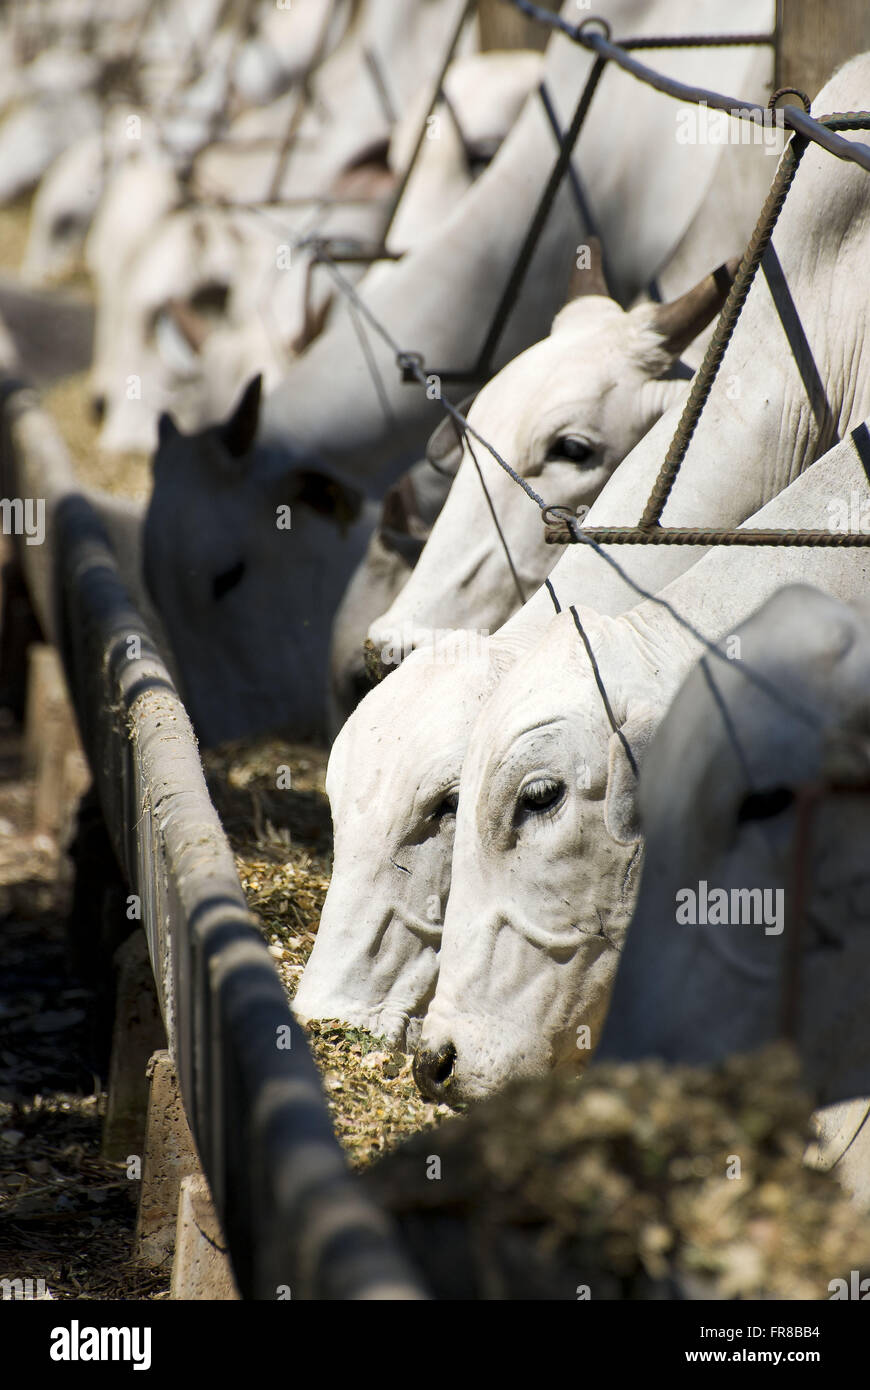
[{"left": 7, "top": 0, "right": 870, "bottom": 1211}]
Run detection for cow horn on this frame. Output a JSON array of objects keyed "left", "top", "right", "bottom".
[
  {"left": 291, "top": 265, "right": 334, "bottom": 355},
  {"left": 426, "top": 392, "right": 478, "bottom": 476},
  {"left": 650, "top": 256, "right": 741, "bottom": 357},
  {"left": 567, "top": 236, "right": 610, "bottom": 300},
  {"left": 165, "top": 296, "right": 211, "bottom": 352}
]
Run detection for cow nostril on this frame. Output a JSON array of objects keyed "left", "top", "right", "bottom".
[
  {"left": 413, "top": 1042, "right": 456, "bottom": 1099},
  {"left": 433, "top": 1042, "right": 456, "bottom": 1084},
  {"left": 91, "top": 394, "right": 106, "bottom": 424}
]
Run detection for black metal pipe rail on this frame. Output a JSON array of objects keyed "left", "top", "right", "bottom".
[
  {"left": 504, "top": 0, "right": 870, "bottom": 170},
  {"left": 0, "top": 378, "right": 427, "bottom": 1301}
]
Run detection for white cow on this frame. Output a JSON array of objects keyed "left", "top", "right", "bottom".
[
  {"left": 232, "top": 0, "right": 352, "bottom": 107},
  {"left": 23, "top": 132, "right": 107, "bottom": 287},
  {"left": 415, "top": 430, "right": 870, "bottom": 1101},
  {"left": 298, "top": 53, "right": 870, "bottom": 1050},
  {"left": 296, "top": 265, "right": 752, "bottom": 1037},
  {"left": 0, "top": 77, "right": 100, "bottom": 206},
  {"left": 119, "top": 0, "right": 227, "bottom": 109},
  {"left": 193, "top": 0, "right": 479, "bottom": 206},
  {"left": 0, "top": 44, "right": 100, "bottom": 120},
  {"left": 85, "top": 153, "right": 183, "bottom": 426},
  {"left": 22, "top": 1, "right": 343, "bottom": 288},
  {"left": 144, "top": 0, "right": 773, "bottom": 748},
  {"left": 596, "top": 583, "right": 870, "bottom": 1206},
  {"left": 92, "top": 205, "right": 281, "bottom": 453},
  {"left": 94, "top": 49, "right": 544, "bottom": 453},
  {"left": 24, "top": 109, "right": 173, "bottom": 290}
]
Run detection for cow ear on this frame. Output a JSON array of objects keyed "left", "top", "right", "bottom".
[
  {"left": 425, "top": 393, "right": 477, "bottom": 477},
  {"left": 157, "top": 410, "right": 180, "bottom": 452},
  {"left": 603, "top": 706, "right": 658, "bottom": 845},
  {"left": 289, "top": 290, "right": 334, "bottom": 355},
  {"left": 219, "top": 374, "right": 262, "bottom": 459},
  {"left": 379, "top": 474, "right": 428, "bottom": 562}
]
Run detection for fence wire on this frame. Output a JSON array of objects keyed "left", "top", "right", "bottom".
[
  {"left": 318, "top": 252, "right": 828, "bottom": 736},
  {"left": 305, "top": 9, "right": 870, "bottom": 735}
]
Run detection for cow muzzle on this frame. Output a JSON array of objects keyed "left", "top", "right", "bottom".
[{"left": 412, "top": 1041, "right": 456, "bottom": 1101}]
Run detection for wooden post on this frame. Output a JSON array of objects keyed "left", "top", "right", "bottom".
[
  {"left": 477, "top": 0, "right": 559, "bottom": 53},
  {"left": 776, "top": 0, "right": 870, "bottom": 102}
]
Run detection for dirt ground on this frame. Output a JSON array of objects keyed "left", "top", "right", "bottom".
[
  {"left": 0, "top": 710, "right": 169, "bottom": 1300},
  {"left": 0, "top": 197, "right": 167, "bottom": 1297},
  {"left": 0, "top": 199, "right": 31, "bottom": 277}
]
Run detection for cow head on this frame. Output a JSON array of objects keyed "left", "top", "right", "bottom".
[
  {"left": 414, "top": 608, "right": 663, "bottom": 1102},
  {"left": 327, "top": 454, "right": 461, "bottom": 729},
  {"left": 294, "top": 637, "right": 508, "bottom": 1048},
  {"left": 369, "top": 255, "right": 737, "bottom": 663},
  {"left": 144, "top": 374, "right": 372, "bottom": 746},
  {"left": 93, "top": 206, "right": 278, "bottom": 454}
]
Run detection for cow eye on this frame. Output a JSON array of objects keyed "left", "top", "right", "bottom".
[
  {"left": 518, "top": 777, "right": 565, "bottom": 816},
  {"left": 736, "top": 786, "right": 795, "bottom": 823},
  {"left": 433, "top": 791, "right": 458, "bottom": 820},
  {"left": 190, "top": 280, "right": 229, "bottom": 318},
  {"left": 546, "top": 437, "right": 594, "bottom": 465},
  {"left": 212, "top": 559, "right": 246, "bottom": 601},
  {"left": 52, "top": 211, "right": 79, "bottom": 240}
]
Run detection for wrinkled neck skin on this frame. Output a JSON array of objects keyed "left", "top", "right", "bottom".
[
  {"left": 623, "top": 423, "right": 870, "bottom": 652},
  {"left": 258, "top": 0, "right": 769, "bottom": 495},
  {"left": 501, "top": 112, "right": 870, "bottom": 648},
  {"left": 597, "top": 587, "right": 870, "bottom": 1114}
]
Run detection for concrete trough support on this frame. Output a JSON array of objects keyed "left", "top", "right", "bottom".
[
  {"left": 102, "top": 929, "right": 166, "bottom": 1163},
  {"left": 135, "top": 1050, "right": 201, "bottom": 1269},
  {"left": 171, "top": 1176, "right": 240, "bottom": 1301},
  {"left": 137, "top": 1054, "right": 240, "bottom": 1297}
]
